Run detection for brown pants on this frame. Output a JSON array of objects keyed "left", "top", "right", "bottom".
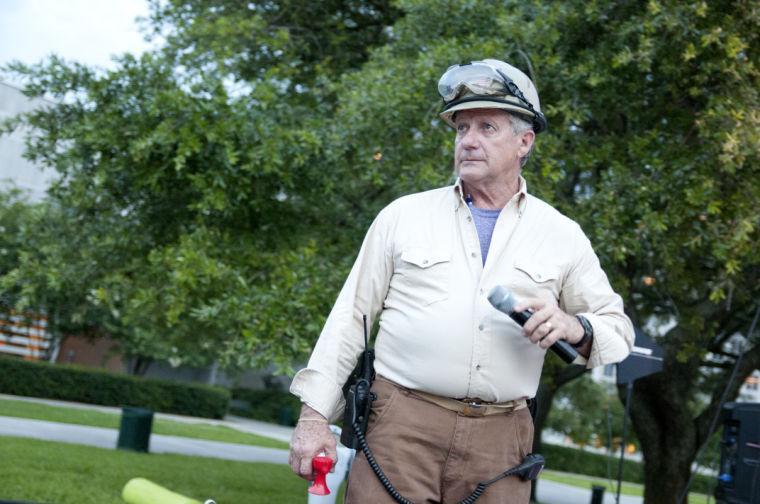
[{"left": 345, "top": 377, "right": 534, "bottom": 504}]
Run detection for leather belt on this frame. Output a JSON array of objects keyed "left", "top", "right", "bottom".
[{"left": 409, "top": 389, "right": 528, "bottom": 417}]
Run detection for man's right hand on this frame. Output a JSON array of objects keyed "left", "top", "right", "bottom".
[{"left": 289, "top": 404, "right": 337, "bottom": 480}]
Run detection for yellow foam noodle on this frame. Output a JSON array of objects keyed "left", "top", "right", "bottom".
[{"left": 122, "top": 477, "right": 202, "bottom": 504}]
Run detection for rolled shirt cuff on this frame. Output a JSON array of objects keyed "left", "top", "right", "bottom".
[
  {"left": 289, "top": 368, "right": 346, "bottom": 423},
  {"left": 579, "top": 312, "right": 632, "bottom": 369}
]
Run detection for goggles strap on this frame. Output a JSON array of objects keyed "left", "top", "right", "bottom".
[{"left": 494, "top": 69, "right": 536, "bottom": 115}]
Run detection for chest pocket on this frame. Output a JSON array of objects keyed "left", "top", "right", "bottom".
[
  {"left": 395, "top": 247, "right": 451, "bottom": 306},
  {"left": 512, "top": 258, "right": 562, "bottom": 301}
]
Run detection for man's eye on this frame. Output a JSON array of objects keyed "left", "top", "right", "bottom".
[
  {"left": 483, "top": 123, "right": 495, "bottom": 131},
  {"left": 457, "top": 124, "right": 468, "bottom": 132}
]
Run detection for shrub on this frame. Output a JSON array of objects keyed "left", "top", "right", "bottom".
[
  {"left": 230, "top": 388, "right": 301, "bottom": 426},
  {"left": 542, "top": 443, "right": 713, "bottom": 494},
  {"left": 0, "top": 356, "right": 230, "bottom": 419}
]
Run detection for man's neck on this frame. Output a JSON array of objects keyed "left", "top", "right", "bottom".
[{"left": 462, "top": 176, "right": 521, "bottom": 210}]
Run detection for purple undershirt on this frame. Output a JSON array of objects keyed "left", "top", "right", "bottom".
[{"left": 468, "top": 203, "right": 502, "bottom": 265}]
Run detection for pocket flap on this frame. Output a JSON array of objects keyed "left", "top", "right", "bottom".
[
  {"left": 400, "top": 248, "right": 450, "bottom": 268},
  {"left": 514, "top": 259, "right": 560, "bottom": 283}
]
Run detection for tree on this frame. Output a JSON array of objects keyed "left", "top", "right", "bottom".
[
  {"left": 530, "top": 3, "right": 759, "bottom": 501},
  {"left": 0, "top": 187, "right": 39, "bottom": 308},
  {"left": 546, "top": 373, "right": 634, "bottom": 451},
  {"left": 312, "top": 1, "right": 759, "bottom": 501},
  {"left": 2, "top": 1, "right": 758, "bottom": 501},
  {"left": 1, "top": 0, "right": 401, "bottom": 374}
]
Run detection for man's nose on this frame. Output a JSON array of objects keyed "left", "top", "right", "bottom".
[{"left": 459, "top": 128, "right": 479, "bottom": 148}]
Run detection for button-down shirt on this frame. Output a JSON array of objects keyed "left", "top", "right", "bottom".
[{"left": 290, "top": 177, "right": 634, "bottom": 421}]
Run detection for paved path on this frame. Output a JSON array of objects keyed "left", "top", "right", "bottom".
[
  {"left": 535, "top": 479, "right": 642, "bottom": 504},
  {"left": 0, "top": 394, "right": 644, "bottom": 504},
  {"left": 0, "top": 416, "right": 289, "bottom": 464},
  {"left": 0, "top": 393, "right": 296, "bottom": 443}
]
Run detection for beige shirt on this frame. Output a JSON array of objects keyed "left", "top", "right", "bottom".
[{"left": 290, "top": 178, "right": 634, "bottom": 421}]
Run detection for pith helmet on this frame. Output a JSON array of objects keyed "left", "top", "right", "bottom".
[{"left": 438, "top": 58, "right": 547, "bottom": 133}]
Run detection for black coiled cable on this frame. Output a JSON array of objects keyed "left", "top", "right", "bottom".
[
  {"left": 457, "top": 484, "right": 487, "bottom": 504},
  {"left": 352, "top": 420, "right": 414, "bottom": 504},
  {"left": 352, "top": 421, "right": 512, "bottom": 504}
]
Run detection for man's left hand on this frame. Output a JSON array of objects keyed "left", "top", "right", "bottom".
[{"left": 513, "top": 298, "right": 584, "bottom": 349}]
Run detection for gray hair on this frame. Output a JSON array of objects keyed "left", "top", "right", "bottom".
[{"left": 506, "top": 113, "right": 535, "bottom": 168}]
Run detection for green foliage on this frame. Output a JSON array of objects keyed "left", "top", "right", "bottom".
[
  {"left": 146, "top": 0, "right": 402, "bottom": 90},
  {"left": 0, "top": 356, "right": 230, "bottom": 418},
  {"left": 0, "top": 188, "right": 36, "bottom": 278},
  {"left": 0, "top": 1, "right": 404, "bottom": 373},
  {"left": 230, "top": 387, "right": 301, "bottom": 426},
  {"left": 316, "top": 2, "right": 757, "bottom": 498},
  {"left": 331, "top": 0, "right": 760, "bottom": 330},
  {"left": 543, "top": 443, "right": 642, "bottom": 487},
  {"left": 542, "top": 443, "right": 713, "bottom": 495},
  {"left": 2, "top": 0, "right": 756, "bottom": 368},
  {"left": 0, "top": 188, "right": 43, "bottom": 313},
  {"left": 546, "top": 373, "right": 635, "bottom": 449}
]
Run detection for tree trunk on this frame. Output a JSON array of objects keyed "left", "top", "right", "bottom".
[
  {"left": 623, "top": 364, "right": 698, "bottom": 503},
  {"left": 129, "top": 355, "right": 153, "bottom": 376},
  {"left": 531, "top": 381, "right": 558, "bottom": 454},
  {"left": 530, "top": 364, "right": 587, "bottom": 502},
  {"left": 530, "top": 382, "right": 558, "bottom": 503}
]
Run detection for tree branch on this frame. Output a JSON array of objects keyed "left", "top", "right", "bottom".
[
  {"left": 694, "top": 305, "right": 760, "bottom": 445},
  {"left": 699, "top": 361, "right": 736, "bottom": 369},
  {"left": 704, "top": 349, "right": 740, "bottom": 359}
]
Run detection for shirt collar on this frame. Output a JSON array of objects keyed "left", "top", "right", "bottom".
[{"left": 453, "top": 175, "right": 528, "bottom": 216}]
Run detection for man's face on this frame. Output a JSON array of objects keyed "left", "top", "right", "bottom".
[{"left": 453, "top": 109, "right": 534, "bottom": 188}]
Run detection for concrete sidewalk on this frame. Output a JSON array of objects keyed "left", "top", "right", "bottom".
[
  {"left": 535, "top": 479, "right": 642, "bottom": 504},
  {"left": 0, "top": 393, "right": 296, "bottom": 443},
  {"left": 0, "top": 416, "right": 289, "bottom": 464},
  {"left": 0, "top": 394, "right": 643, "bottom": 504}
]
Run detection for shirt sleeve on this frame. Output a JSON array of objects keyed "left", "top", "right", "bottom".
[
  {"left": 289, "top": 206, "right": 395, "bottom": 422},
  {"left": 559, "top": 227, "right": 634, "bottom": 368}
]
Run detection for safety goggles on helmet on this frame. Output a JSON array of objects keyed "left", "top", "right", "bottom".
[{"left": 438, "top": 61, "right": 547, "bottom": 133}]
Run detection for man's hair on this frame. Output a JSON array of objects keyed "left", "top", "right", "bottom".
[{"left": 506, "top": 113, "right": 534, "bottom": 168}]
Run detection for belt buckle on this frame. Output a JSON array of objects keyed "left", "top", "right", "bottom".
[{"left": 461, "top": 399, "right": 487, "bottom": 417}]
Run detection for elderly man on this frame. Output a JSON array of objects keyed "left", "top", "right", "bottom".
[{"left": 289, "top": 59, "right": 634, "bottom": 503}]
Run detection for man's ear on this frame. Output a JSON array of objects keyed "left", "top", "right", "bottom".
[{"left": 519, "top": 130, "right": 535, "bottom": 157}]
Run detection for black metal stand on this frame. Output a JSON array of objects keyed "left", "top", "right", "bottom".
[
  {"left": 614, "top": 328, "right": 665, "bottom": 504},
  {"left": 615, "top": 381, "right": 634, "bottom": 504}
]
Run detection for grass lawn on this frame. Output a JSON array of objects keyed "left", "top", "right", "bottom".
[
  {"left": 0, "top": 436, "right": 306, "bottom": 504},
  {"left": 0, "top": 433, "right": 714, "bottom": 504},
  {"left": 0, "top": 397, "right": 288, "bottom": 449},
  {"left": 0, "top": 398, "right": 715, "bottom": 502},
  {"left": 540, "top": 470, "right": 712, "bottom": 504}
]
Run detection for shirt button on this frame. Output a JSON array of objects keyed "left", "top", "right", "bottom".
[
  {"left": 467, "top": 216, "right": 472, "bottom": 222},
  {"left": 478, "top": 324, "right": 484, "bottom": 331},
  {"left": 479, "top": 288, "right": 484, "bottom": 295},
  {"left": 536, "top": 273, "right": 542, "bottom": 280},
  {"left": 471, "top": 252, "right": 477, "bottom": 258},
  {"left": 422, "top": 259, "right": 428, "bottom": 264},
  {"left": 476, "top": 364, "right": 481, "bottom": 370}
]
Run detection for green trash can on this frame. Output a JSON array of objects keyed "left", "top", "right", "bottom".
[
  {"left": 278, "top": 406, "right": 293, "bottom": 426},
  {"left": 117, "top": 407, "right": 154, "bottom": 453},
  {"left": 590, "top": 485, "right": 605, "bottom": 504}
]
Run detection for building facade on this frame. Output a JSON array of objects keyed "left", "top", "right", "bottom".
[{"left": 0, "top": 80, "right": 56, "bottom": 200}]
